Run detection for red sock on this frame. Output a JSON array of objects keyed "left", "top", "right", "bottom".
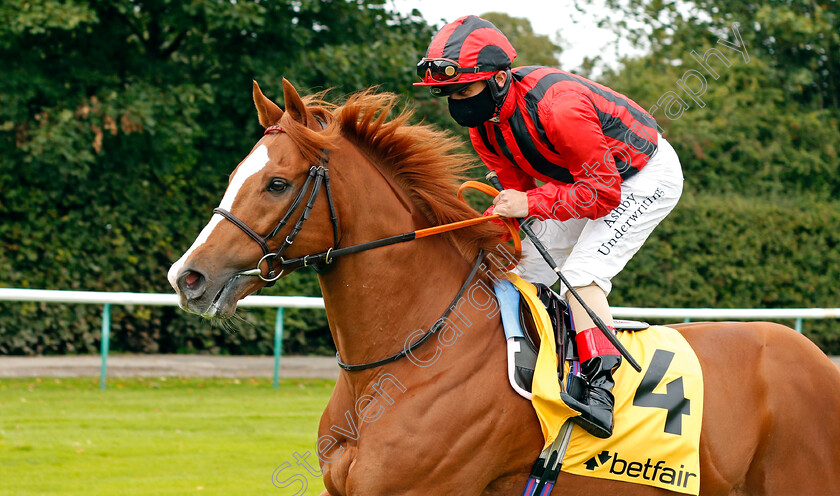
[{"left": 576, "top": 326, "right": 620, "bottom": 363}]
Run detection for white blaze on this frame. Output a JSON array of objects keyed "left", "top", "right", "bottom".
[{"left": 167, "top": 145, "right": 271, "bottom": 290}]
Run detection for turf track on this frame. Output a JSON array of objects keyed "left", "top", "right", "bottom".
[{"left": 0, "top": 377, "right": 333, "bottom": 495}]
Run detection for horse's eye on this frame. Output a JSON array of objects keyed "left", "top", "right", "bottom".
[{"left": 267, "top": 178, "right": 288, "bottom": 193}]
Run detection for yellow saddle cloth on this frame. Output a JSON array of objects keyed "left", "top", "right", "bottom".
[{"left": 508, "top": 274, "right": 704, "bottom": 495}]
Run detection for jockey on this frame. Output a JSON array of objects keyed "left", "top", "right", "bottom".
[{"left": 415, "top": 15, "right": 683, "bottom": 438}]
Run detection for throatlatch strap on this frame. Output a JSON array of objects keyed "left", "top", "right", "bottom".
[{"left": 335, "top": 250, "right": 486, "bottom": 372}]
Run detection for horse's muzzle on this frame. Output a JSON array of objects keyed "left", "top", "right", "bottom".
[{"left": 174, "top": 267, "right": 249, "bottom": 318}]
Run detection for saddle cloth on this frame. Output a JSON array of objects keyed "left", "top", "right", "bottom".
[{"left": 494, "top": 275, "right": 704, "bottom": 495}]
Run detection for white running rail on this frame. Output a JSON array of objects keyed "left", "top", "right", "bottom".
[{"left": 3, "top": 288, "right": 837, "bottom": 389}]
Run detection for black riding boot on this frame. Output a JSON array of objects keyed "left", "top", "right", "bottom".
[{"left": 561, "top": 354, "right": 622, "bottom": 439}]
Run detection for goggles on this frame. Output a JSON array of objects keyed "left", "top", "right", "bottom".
[{"left": 416, "top": 58, "right": 481, "bottom": 83}]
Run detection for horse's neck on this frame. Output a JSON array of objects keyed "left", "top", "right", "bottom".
[
  {"left": 319, "top": 228, "right": 475, "bottom": 370},
  {"left": 317, "top": 152, "right": 478, "bottom": 376}
]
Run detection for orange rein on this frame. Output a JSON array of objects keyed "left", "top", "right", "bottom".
[{"left": 413, "top": 181, "right": 521, "bottom": 268}]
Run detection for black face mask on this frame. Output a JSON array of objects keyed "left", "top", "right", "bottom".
[{"left": 448, "top": 85, "right": 497, "bottom": 128}]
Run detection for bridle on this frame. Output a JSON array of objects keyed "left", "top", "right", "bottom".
[
  {"left": 212, "top": 121, "right": 518, "bottom": 371},
  {"left": 213, "top": 122, "right": 435, "bottom": 284},
  {"left": 213, "top": 123, "right": 339, "bottom": 285}
]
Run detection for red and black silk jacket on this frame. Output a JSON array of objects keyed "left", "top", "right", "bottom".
[{"left": 471, "top": 66, "right": 659, "bottom": 221}]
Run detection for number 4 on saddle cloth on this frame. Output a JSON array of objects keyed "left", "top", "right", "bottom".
[{"left": 494, "top": 274, "right": 704, "bottom": 495}]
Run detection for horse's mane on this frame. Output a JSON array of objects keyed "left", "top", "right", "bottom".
[{"left": 284, "top": 89, "right": 516, "bottom": 269}]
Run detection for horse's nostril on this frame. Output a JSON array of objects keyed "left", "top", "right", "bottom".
[
  {"left": 178, "top": 269, "right": 207, "bottom": 300},
  {"left": 185, "top": 271, "right": 203, "bottom": 290}
]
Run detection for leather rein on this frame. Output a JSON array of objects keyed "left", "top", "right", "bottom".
[{"left": 213, "top": 123, "right": 519, "bottom": 371}]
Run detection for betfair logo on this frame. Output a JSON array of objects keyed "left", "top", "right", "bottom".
[
  {"left": 584, "top": 450, "right": 697, "bottom": 489},
  {"left": 584, "top": 450, "right": 612, "bottom": 470}
]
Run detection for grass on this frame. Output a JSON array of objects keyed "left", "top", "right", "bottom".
[{"left": 0, "top": 377, "right": 334, "bottom": 496}]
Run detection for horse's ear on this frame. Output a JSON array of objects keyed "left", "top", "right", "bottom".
[
  {"left": 253, "top": 80, "right": 284, "bottom": 128},
  {"left": 281, "top": 78, "right": 313, "bottom": 128}
]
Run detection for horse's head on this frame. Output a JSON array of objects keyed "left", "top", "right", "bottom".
[{"left": 168, "top": 79, "right": 338, "bottom": 318}]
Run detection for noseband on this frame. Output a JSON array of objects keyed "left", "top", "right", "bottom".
[{"left": 212, "top": 123, "right": 340, "bottom": 286}]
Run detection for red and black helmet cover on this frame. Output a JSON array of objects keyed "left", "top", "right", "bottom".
[{"left": 415, "top": 15, "right": 517, "bottom": 87}]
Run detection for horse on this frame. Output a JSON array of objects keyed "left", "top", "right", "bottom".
[{"left": 168, "top": 78, "right": 840, "bottom": 495}]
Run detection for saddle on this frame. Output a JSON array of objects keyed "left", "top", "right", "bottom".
[{"left": 498, "top": 279, "right": 648, "bottom": 401}]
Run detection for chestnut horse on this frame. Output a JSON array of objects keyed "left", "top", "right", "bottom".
[{"left": 168, "top": 79, "right": 840, "bottom": 495}]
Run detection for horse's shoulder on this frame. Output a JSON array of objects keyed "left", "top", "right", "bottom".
[{"left": 317, "top": 376, "right": 357, "bottom": 496}]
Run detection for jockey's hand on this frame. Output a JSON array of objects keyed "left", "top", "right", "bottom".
[
  {"left": 482, "top": 205, "right": 512, "bottom": 242},
  {"left": 491, "top": 189, "right": 529, "bottom": 218}
]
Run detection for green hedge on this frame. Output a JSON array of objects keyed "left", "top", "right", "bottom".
[
  {"left": 611, "top": 192, "right": 840, "bottom": 353},
  {"left": 0, "top": 146, "right": 332, "bottom": 356},
  {"left": 0, "top": 0, "right": 434, "bottom": 357},
  {"left": 3, "top": 191, "right": 839, "bottom": 355}
]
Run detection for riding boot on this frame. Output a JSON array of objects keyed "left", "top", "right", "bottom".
[{"left": 560, "top": 326, "right": 622, "bottom": 439}]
